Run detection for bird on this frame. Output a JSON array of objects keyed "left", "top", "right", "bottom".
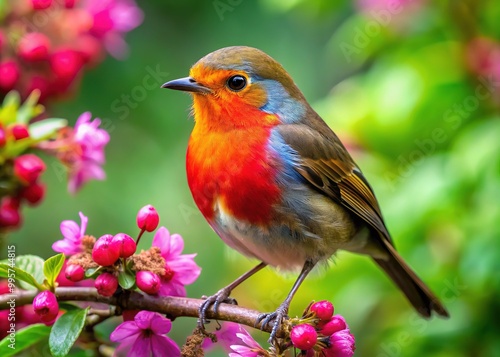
[{"left": 162, "top": 46, "right": 449, "bottom": 341}]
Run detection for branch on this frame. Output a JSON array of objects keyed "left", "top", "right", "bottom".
[{"left": 0, "top": 287, "right": 275, "bottom": 334}]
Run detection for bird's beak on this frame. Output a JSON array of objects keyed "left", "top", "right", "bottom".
[{"left": 161, "top": 77, "right": 211, "bottom": 94}]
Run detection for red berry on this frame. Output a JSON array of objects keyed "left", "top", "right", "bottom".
[
  {"left": 24, "top": 75, "right": 51, "bottom": 100},
  {"left": 92, "top": 234, "right": 120, "bottom": 266},
  {"left": 18, "top": 33, "right": 51, "bottom": 62},
  {"left": 65, "top": 264, "right": 85, "bottom": 282},
  {"left": 111, "top": 233, "right": 137, "bottom": 258},
  {"left": 136, "top": 205, "right": 159, "bottom": 232},
  {"left": 0, "top": 198, "right": 21, "bottom": 228},
  {"left": 0, "top": 60, "right": 20, "bottom": 91},
  {"left": 31, "top": 0, "right": 52, "bottom": 10},
  {"left": 310, "top": 300, "right": 334, "bottom": 321},
  {"left": 33, "top": 291, "right": 59, "bottom": 323},
  {"left": 136, "top": 271, "right": 161, "bottom": 295},
  {"left": 320, "top": 315, "right": 347, "bottom": 336},
  {"left": 20, "top": 182, "right": 45, "bottom": 206},
  {"left": 10, "top": 124, "right": 30, "bottom": 140},
  {"left": 50, "top": 49, "right": 84, "bottom": 80},
  {"left": 13, "top": 154, "right": 46, "bottom": 184},
  {"left": 122, "top": 309, "right": 140, "bottom": 321},
  {"left": 290, "top": 324, "right": 317, "bottom": 351},
  {"left": 95, "top": 273, "right": 118, "bottom": 297}
]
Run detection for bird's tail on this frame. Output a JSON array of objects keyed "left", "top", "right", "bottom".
[{"left": 373, "top": 240, "right": 449, "bottom": 318}]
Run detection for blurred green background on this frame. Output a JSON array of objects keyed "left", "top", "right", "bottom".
[{"left": 7, "top": 0, "right": 500, "bottom": 356}]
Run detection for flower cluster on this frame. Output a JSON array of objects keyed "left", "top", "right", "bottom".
[
  {"left": 52, "top": 205, "right": 201, "bottom": 299},
  {"left": 202, "top": 301, "right": 355, "bottom": 357},
  {"left": 0, "top": 0, "right": 143, "bottom": 102},
  {"left": 0, "top": 91, "right": 109, "bottom": 231}
]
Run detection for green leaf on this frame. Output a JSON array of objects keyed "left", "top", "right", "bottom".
[
  {"left": 16, "top": 90, "right": 44, "bottom": 125},
  {"left": 14, "top": 255, "right": 45, "bottom": 290},
  {"left": 58, "top": 302, "right": 81, "bottom": 312},
  {"left": 29, "top": 118, "right": 67, "bottom": 141},
  {"left": 49, "top": 307, "right": 89, "bottom": 357},
  {"left": 0, "top": 264, "right": 44, "bottom": 290},
  {"left": 84, "top": 267, "right": 101, "bottom": 279},
  {"left": 0, "top": 324, "right": 51, "bottom": 357},
  {"left": 43, "top": 254, "right": 65, "bottom": 289},
  {"left": 118, "top": 269, "right": 135, "bottom": 290}
]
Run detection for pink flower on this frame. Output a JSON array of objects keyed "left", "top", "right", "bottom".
[
  {"left": 110, "top": 310, "right": 180, "bottom": 357},
  {"left": 202, "top": 322, "right": 245, "bottom": 353},
  {"left": 52, "top": 212, "right": 88, "bottom": 255},
  {"left": 84, "top": 0, "right": 144, "bottom": 58},
  {"left": 152, "top": 227, "right": 201, "bottom": 297},
  {"left": 227, "top": 324, "right": 266, "bottom": 357}
]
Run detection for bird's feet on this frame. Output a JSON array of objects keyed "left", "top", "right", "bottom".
[
  {"left": 256, "top": 303, "right": 289, "bottom": 343},
  {"left": 198, "top": 287, "right": 237, "bottom": 330}
]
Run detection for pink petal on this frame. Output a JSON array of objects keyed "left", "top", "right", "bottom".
[
  {"left": 168, "top": 233, "right": 185, "bottom": 257},
  {"left": 158, "top": 279, "right": 186, "bottom": 298},
  {"left": 150, "top": 313, "right": 172, "bottom": 335},
  {"left": 168, "top": 258, "right": 201, "bottom": 285},
  {"left": 60, "top": 220, "right": 80, "bottom": 241},
  {"left": 129, "top": 334, "right": 152, "bottom": 357},
  {"left": 152, "top": 227, "right": 171, "bottom": 257},
  {"left": 151, "top": 335, "right": 180, "bottom": 357},
  {"left": 52, "top": 240, "right": 79, "bottom": 255},
  {"left": 110, "top": 321, "right": 140, "bottom": 342},
  {"left": 75, "top": 112, "right": 92, "bottom": 129},
  {"left": 78, "top": 212, "right": 88, "bottom": 237},
  {"left": 134, "top": 310, "right": 155, "bottom": 330}
]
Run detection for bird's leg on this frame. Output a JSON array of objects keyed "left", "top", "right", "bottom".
[
  {"left": 198, "top": 261, "right": 267, "bottom": 330},
  {"left": 257, "top": 259, "right": 316, "bottom": 343}
]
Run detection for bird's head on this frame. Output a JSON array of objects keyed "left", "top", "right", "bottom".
[{"left": 162, "top": 46, "right": 307, "bottom": 129}]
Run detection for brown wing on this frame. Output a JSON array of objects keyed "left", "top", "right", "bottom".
[{"left": 276, "top": 122, "right": 393, "bottom": 245}]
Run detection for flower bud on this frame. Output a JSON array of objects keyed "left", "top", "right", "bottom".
[
  {"left": 0, "top": 60, "right": 20, "bottom": 91},
  {"left": 310, "top": 300, "right": 334, "bottom": 321},
  {"left": 320, "top": 315, "right": 347, "bottom": 336},
  {"left": 65, "top": 264, "right": 85, "bottom": 282},
  {"left": 136, "top": 271, "right": 160, "bottom": 295},
  {"left": 10, "top": 124, "right": 30, "bottom": 141},
  {"left": 95, "top": 273, "right": 118, "bottom": 297},
  {"left": 111, "top": 233, "right": 137, "bottom": 258},
  {"left": 33, "top": 291, "right": 59, "bottom": 324},
  {"left": 0, "top": 198, "right": 21, "bottom": 228},
  {"left": 20, "top": 182, "right": 45, "bottom": 206},
  {"left": 18, "top": 33, "right": 51, "bottom": 62},
  {"left": 13, "top": 154, "right": 46, "bottom": 184},
  {"left": 290, "top": 324, "right": 317, "bottom": 351},
  {"left": 92, "top": 234, "right": 120, "bottom": 266},
  {"left": 31, "top": 0, "right": 52, "bottom": 10},
  {"left": 50, "top": 49, "right": 84, "bottom": 80},
  {"left": 136, "top": 205, "right": 159, "bottom": 232}
]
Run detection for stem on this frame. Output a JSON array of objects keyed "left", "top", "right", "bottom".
[
  {"left": 0, "top": 287, "right": 284, "bottom": 336},
  {"left": 135, "top": 228, "right": 146, "bottom": 246}
]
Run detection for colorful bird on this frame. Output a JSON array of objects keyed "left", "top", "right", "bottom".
[{"left": 162, "top": 46, "right": 449, "bottom": 341}]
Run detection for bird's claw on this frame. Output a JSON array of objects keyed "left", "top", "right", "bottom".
[
  {"left": 198, "top": 288, "right": 237, "bottom": 330},
  {"left": 256, "top": 305, "right": 289, "bottom": 343}
]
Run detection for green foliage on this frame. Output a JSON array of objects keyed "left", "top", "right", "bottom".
[
  {"left": 0, "top": 324, "right": 51, "bottom": 357},
  {"left": 49, "top": 308, "right": 89, "bottom": 357},
  {"left": 43, "top": 254, "right": 65, "bottom": 289}
]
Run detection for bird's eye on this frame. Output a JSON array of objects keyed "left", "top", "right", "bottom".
[{"left": 227, "top": 75, "right": 247, "bottom": 91}]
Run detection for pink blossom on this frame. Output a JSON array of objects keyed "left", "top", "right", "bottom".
[
  {"left": 202, "top": 322, "right": 245, "bottom": 353},
  {"left": 152, "top": 227, "right": 201, "bottom": 297},
  {"left": 52, "top": 212, "right": 88, "bottom": 255},
  {"left": 68, "top": 112, "right": 110, "bottom": 193},
  {"left": 227, "top": 324, "right": 266, "bottom": 357},
  {"left": 110, "top": 310, "right": 180, "bottom": 357},
  {"left": 83, "top": 0, "right": 144, "bottom": 58}
]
